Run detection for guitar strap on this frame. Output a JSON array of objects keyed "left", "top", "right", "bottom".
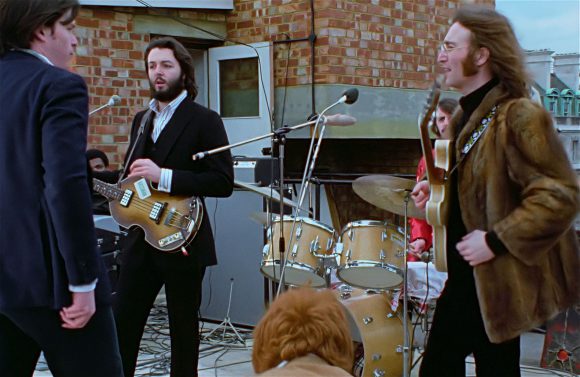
[
  {"left": 117, "top": 109, "right": 153, "bottom": 183},
  {"left": 449, "top": 104, "right": 498, "bottom": 176}
]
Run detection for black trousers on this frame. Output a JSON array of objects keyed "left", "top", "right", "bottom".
[
  {"left": 113, "top": 245, "right": 205, "bottom": 377},
  {"left": 419, "top": 285, "right": 521, "bottom": 377},
  {"left": 0, "top": 305, "right": 123, "bottom": 377}
]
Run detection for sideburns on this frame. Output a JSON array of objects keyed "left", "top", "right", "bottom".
[{"left": 462, "top": 48, "right": 479, "bottom": 77}]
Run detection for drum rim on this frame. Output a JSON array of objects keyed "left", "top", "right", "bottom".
[
  {"left": 260, "top": 261, "right": 327, "bottom": 287},
  {"left": 270, "top": 215, "right": 335, "bottom": 234}
]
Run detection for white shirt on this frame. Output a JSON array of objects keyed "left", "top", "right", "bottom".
[{"left": 147, "top": 90, "right": 188, "bottom": 192}]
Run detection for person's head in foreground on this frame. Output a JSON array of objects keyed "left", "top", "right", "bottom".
[{"left": 252, "top": 287, "right": 354, "bottom": 375}]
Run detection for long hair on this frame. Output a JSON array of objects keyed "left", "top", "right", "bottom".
[
  {"left": 0, "top": 0, "right": 79, "bottom": 56},
  {"left": 453, "top": 6, "right": 530, "bottom": 99},
  {"left": 430, "top": 97, "right": 459, "bottom": 136},
  {"left": 145, "top": 37, "right": 198, "bottom": 100},
  {"left": 252, "top": 288, "right": 354, "bottom": 374}
]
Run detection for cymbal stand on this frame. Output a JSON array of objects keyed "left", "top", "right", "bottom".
[
  {"left": 272, "top": 128, "right": 289, "bottom": 290},
  {"left": 204, "top": 278, "right": 245, "bottom": 345},
  {"left": 402, "top": 193, "right": 411, "bottom": 377}
]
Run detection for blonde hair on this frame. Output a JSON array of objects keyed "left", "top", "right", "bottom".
[{"left": 252, "top": 288, "right": 354, "bottom": 373}]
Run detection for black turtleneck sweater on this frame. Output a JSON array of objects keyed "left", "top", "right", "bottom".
[{"left": 445, "top": 78, "right": 500, "bottom": 295}]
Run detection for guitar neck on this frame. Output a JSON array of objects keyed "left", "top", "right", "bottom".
[
  {"left": 92, "top": 178, "right": 124, "bottom": 201},
  {"left": 418, "top": 82, "right": 443, "bottom": 185}
]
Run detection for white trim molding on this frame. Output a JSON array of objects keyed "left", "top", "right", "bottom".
[{"left": 79, "top": 0, "right": 233, "bottom": 10}]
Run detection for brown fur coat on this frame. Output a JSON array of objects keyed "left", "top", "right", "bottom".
[{"left": 449, "top": 85, "right": 580, "bottom": 343}]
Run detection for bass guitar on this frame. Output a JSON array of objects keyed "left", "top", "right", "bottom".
[
  {"left": 417, "top": 80, "right": 452, "bottom": 272},
  {"left": 93, "top": 176, "right": 203, "bottom": 253}
]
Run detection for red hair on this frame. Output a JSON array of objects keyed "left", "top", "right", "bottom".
[{"left": 252, "top": 288, "right": 354, "bottom": 373}]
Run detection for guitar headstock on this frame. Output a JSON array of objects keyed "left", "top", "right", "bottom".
[{"left": 417, "top": 75, "right": 445, "bottom": 183}]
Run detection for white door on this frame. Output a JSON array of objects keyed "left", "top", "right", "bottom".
[{"left": 208, "top": 42, "right": 273, "bottom": 158}]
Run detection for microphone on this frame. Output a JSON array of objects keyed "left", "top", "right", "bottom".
[
  {"left": 107, "top": 95, "right": 122, "bottom": 107},
  {"left": 324, "top": 113, "right": 357, "bottom": 126},
  {"left": 420, "top": 251, "right": 432, "bottom": 263},
  {"left": 89, "top": 95, "right": 122, "bottom": 116},
  {"left": 338, "top": 88, "right": 359, "bottom": 105}
]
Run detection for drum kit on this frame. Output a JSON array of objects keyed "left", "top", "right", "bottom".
[{"left": 241, "top": 174, "right": 436, "bottom": 377}]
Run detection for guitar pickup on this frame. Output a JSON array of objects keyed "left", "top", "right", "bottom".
[
  {"left": 149, "top": 202, "right": 165, "bottom": 223},
  {"left": 120, "top": 190, "right": 133, "bottom": 207}
]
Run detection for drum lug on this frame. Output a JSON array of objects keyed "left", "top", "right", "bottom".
[
  {"left": 326, "top": 237, "right": 333, "bottom": 251},
  {"left": 363, "top": 316, "right": 373, "bottom": 325},
  {"left": 348, "top": 228, "right": 354, "bottom": 241},
  {"left": 296, "top": 222, "right": 302, "bottom": 239},
  {"left": 386, "top": 312, "right": 394, "bottom": 319},
  {"left": 310, "top": 235, "right": 320, "bottom": 253},
  {"left": 291, "top": 243, "right": 299, "bottom": 257},
  {"left": 381, "top": 230, "right": 387, "bottom": 242},
  {"left": 334, "top": 242, "right": 343, "bottom": 255},
  {"left": 396, "top": 345, "right": 404, "bottom": 353},
  {"left": 371, "top": 353, "right": 382, "bottom": 361},
  {"left": 379, "top": 249, "right": 386, "bottom": 261},
  {"left": 345, "top": 248, "right": 352, "bottom": 262},
  {"left": 266, "top": 227, "right": 272, "bottom": 241},
  {"left": 262, "top": 244, "right": 270, "bottom": 257},
  {"left": 373, "top": 368, "right": 386, "bottom": 377}
]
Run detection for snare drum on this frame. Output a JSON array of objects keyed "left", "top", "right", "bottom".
[
  {"left": 336, "top": 220, "right": 405, "bottom": 289},
  {"left": 335, "top": 286, "right": 411, "bottom": 377},
  {"left": 261, "top": 216, "right": 335, "bottom": 288}
]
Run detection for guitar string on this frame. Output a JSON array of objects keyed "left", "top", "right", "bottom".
[{"left": 95, "top": 185, "right": 190, "bottom": 225}]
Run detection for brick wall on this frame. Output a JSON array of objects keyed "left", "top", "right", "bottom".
[
  {"left": 75, "top": 6, "right": 226, "bottom": 168},
  {"left": 227, "top": 0, "right": 494, "bottom": 89},
  {"left": 76, "top": 1, "right": 494, "bottom": 167}
]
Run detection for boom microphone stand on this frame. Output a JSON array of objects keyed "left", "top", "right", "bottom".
[{"left": 193, "top": 89, "right": 358, "bottom": 297}]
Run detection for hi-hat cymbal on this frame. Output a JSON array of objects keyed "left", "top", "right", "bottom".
[
  {"left": 234, "top": 180, "right": 298, "bottom": 208},
  {"left": 352, "top": 175, "right": 425, "bottom": 219}
]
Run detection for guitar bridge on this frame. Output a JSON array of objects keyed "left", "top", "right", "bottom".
[
  {"left": 120, "top": 190, "right": 133, "bottom": 207},
  {"left": 149, "top": 202, "right": 165, "bottom": 223}
]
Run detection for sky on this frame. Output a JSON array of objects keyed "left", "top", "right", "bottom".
[{"left": 495, "top": 0, "right": 580, "bottom": 54}]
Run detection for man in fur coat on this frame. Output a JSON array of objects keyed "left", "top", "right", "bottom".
[{"left": 412, "top": 6, "right": 579, "bottom": 376}]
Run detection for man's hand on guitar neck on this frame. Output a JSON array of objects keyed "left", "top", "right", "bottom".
[
  {"left": 456, "top": 230, "right": 495, "bottom": 266},
  {"left": 128, "top": 158, "right": 161, "bottom": 183},
  {"left": 411, "top": 181, "right": 430, "bottom": 210}
]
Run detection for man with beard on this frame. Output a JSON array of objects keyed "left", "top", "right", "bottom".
[
  {"left": 95, "top": 37, "right": 233, "bottom": 377},
  {"left": 411, "top": 6, "right": 579, "bottom": 376}
]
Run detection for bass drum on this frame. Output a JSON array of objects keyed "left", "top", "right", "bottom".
[{"left": 334, "top": 286, "right": 412, "bottom": 377}]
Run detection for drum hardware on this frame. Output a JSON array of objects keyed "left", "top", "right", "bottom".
[{"left": 351, "top": 175, "right": 426, "bottom": 377}]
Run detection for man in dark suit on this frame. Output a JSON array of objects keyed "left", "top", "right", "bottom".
[
  {"left": 0, "top": 1, "right": 123, "bottom": 376},
  {"left": 97, "top": 37, "right": 234, "bottom": 377}
]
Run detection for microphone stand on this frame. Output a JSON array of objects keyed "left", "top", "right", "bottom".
[
  {"left": 89, "top": 102, "right": 114, "bottom": 116},
  {"left": 192, "top": 118, "right": 319, "bottom": 296},
  {"left": 275, "top": 98, "right": 347, "bottom": 297}
]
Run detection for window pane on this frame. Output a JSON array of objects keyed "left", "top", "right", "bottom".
[{"left": 219, "top": 57, "right": 259, "bottom": 117}]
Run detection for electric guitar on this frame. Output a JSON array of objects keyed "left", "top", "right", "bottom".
[
  {"left": 93, "top": 176, "right": 203, "bottom": 252},
  {"left": 417, "top": 80, "right": 452, "bottom": 272}
]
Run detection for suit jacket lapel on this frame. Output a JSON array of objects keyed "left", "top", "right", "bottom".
[{"left": 152, "top": 99, "right": 193, "bottom": 165}]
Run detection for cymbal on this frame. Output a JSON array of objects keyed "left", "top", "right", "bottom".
[
  {"left": 249, "top": 211, "right": 270, "bottom": 225},
  {"left": 234, "top": 180, "right": 298, "bottom": 208},
  {"left": 352, "top": 175, "right": 425, "bottom": 219}
]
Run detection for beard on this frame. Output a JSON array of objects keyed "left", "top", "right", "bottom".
[{"left": 150, "top": 76, "right": 184, "bottom": 102}]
